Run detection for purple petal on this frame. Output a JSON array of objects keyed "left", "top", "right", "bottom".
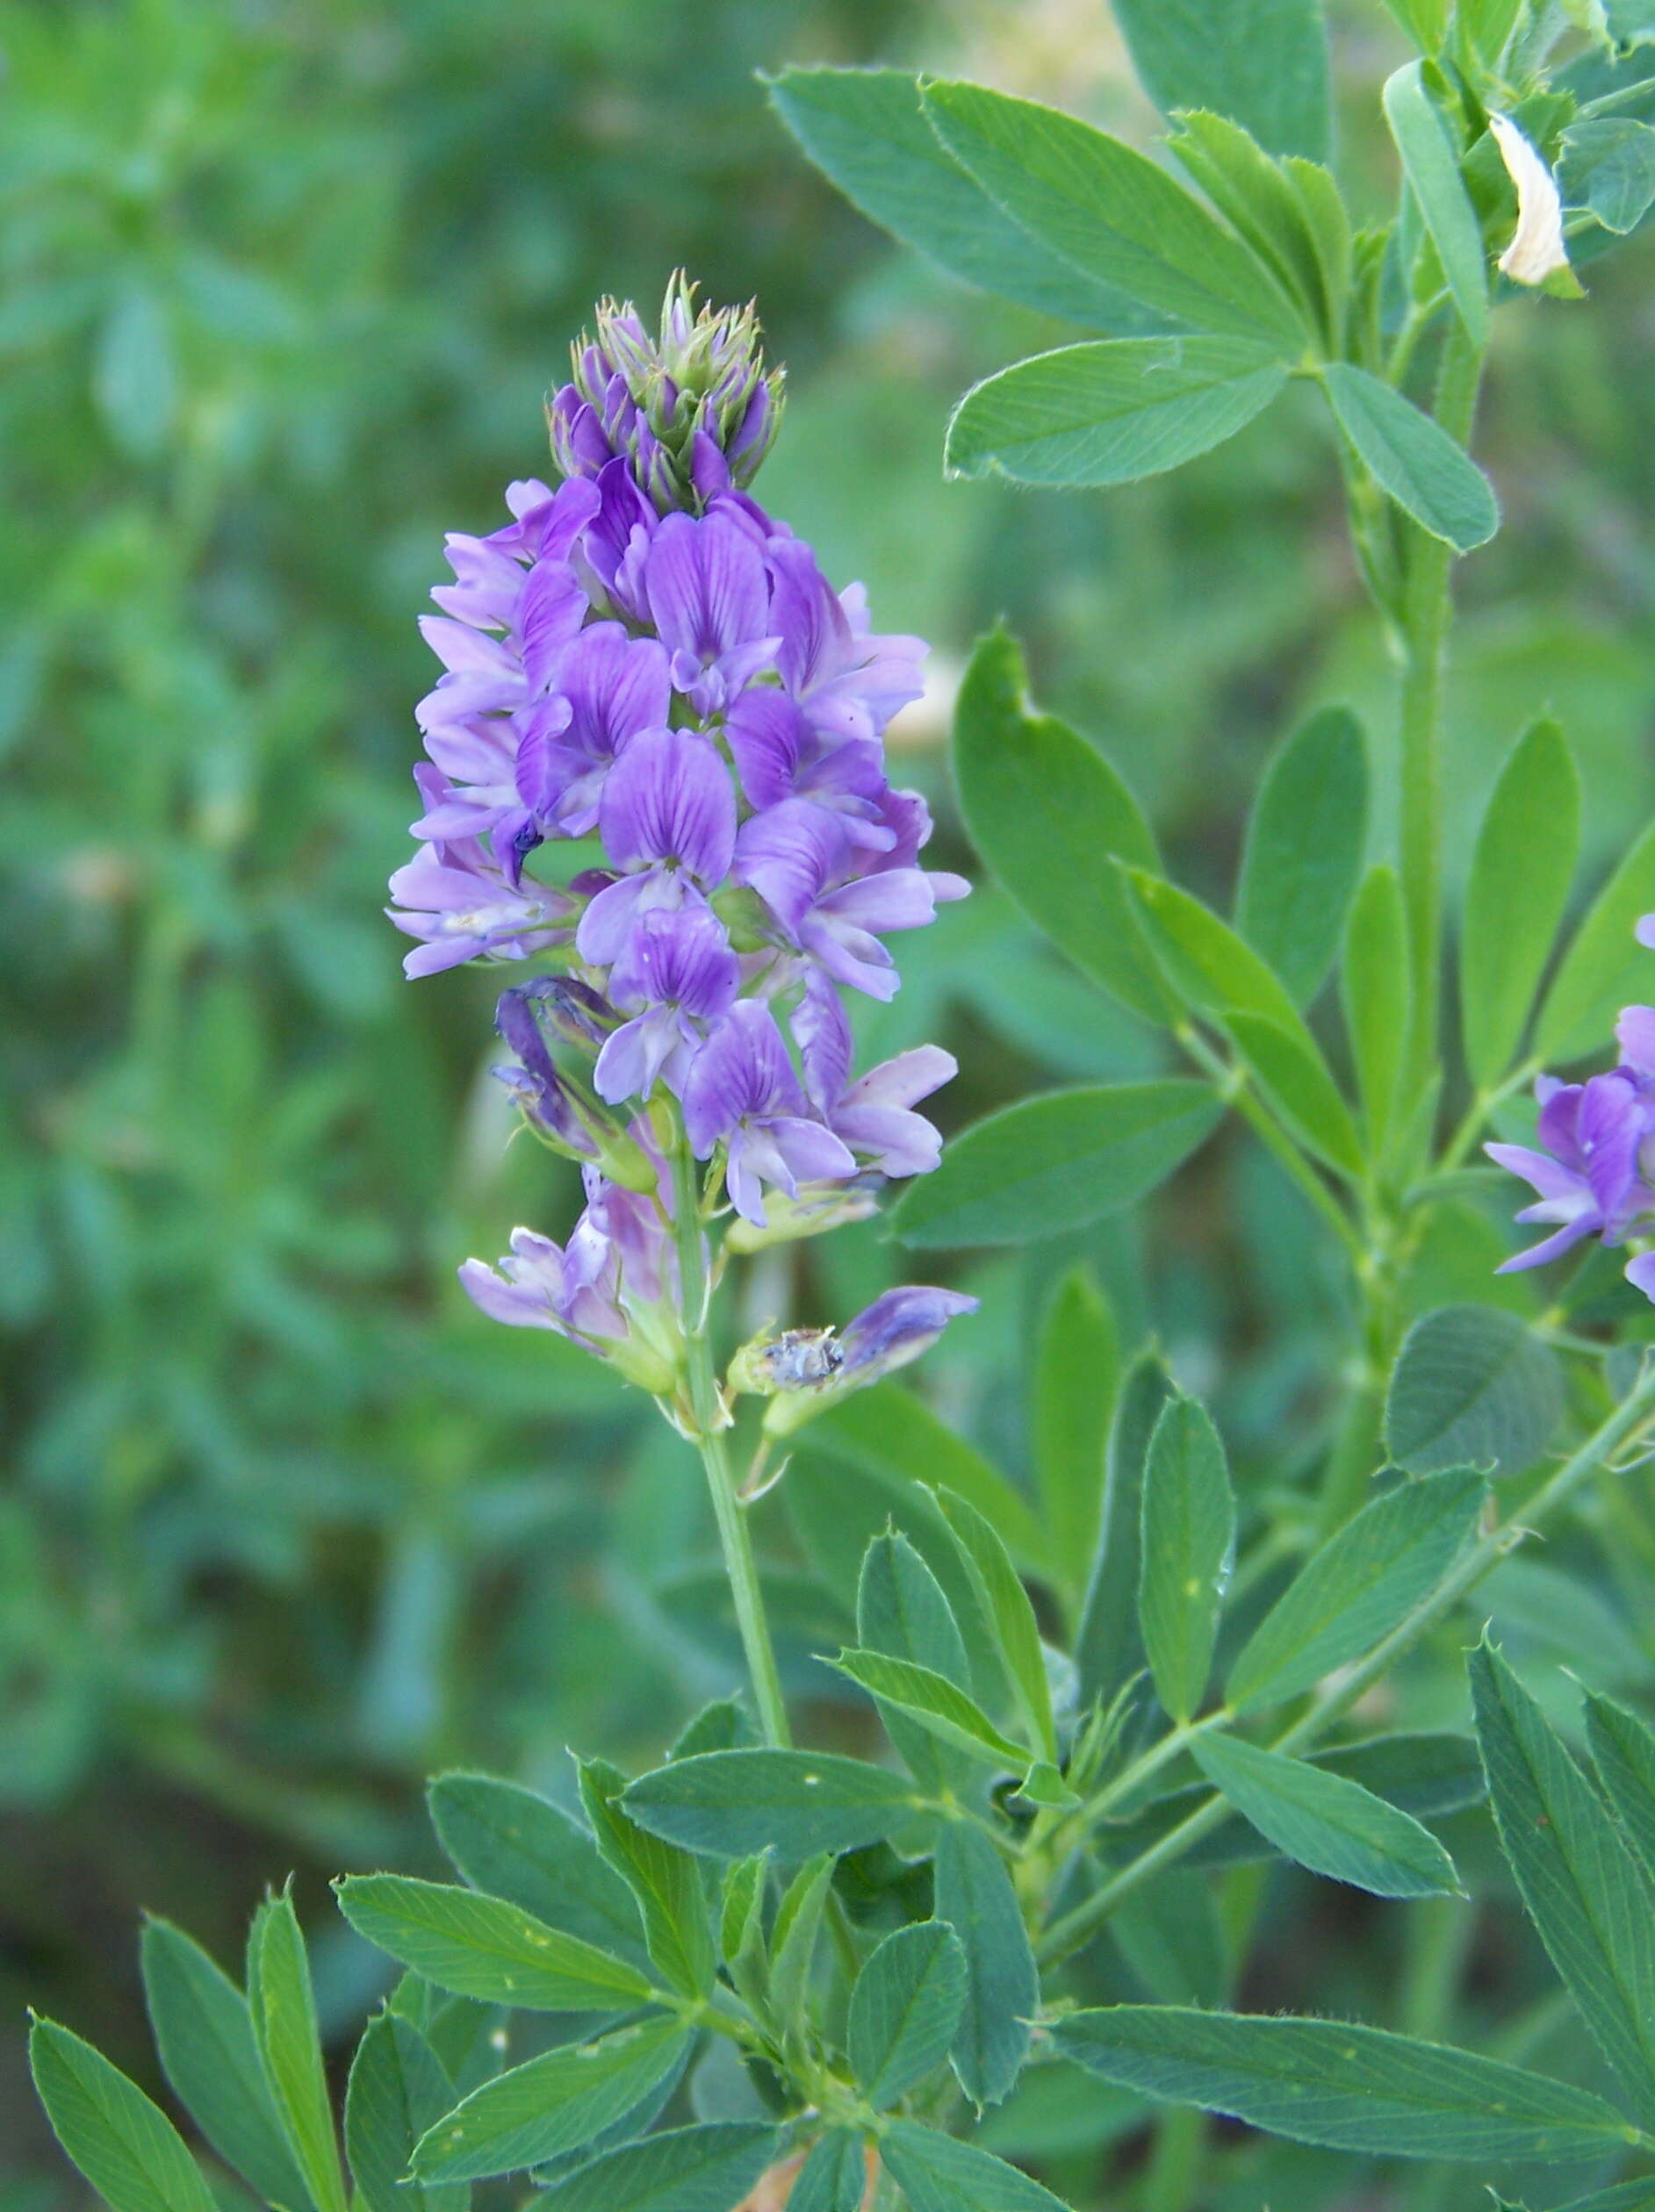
[
  {"left": 598, "top": 726, "right": 737, "bottom": 886},
  {"left": 608, "top": 902, "right": 740, "bottom": 1021},
  {"left": 645, "top": 510, "right": 772, "bottom": 667},
  {"left": 1626, "top": 1252, "right": 1655, "bottom": 1301},
  {"left": 732, "top": 798, "right": 845, "bottom": 932},
  {"left": 1618, "top": 1005, "right": 1655, "bottom": 1080},
  {"left": 838, "top": 1286, "right": 978, "bottom": 1379},
  {"left": 682, "top": 1000, "right": 802, "bottom": 1153}
]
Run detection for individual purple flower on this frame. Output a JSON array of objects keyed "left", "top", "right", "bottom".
[
  {"left": 594, "top": 904, "right": 740, "bottom": 1105},
  {"left": 681, "top": 999, "right": 855, "bottom": 1225},
  {"left": 795, "top": 970, "right": 954, "bottom": 1174},
  {"left": 644, "top": 510, "right": 780, "bottom": 718},
  {"left": 576, "top": 726, "right": 738, "bottom": 965},
  {"left": 459, "top": 1224, "right": 626, "bottom": 1342},
  {"left": 766, "top": 536, "right": 926, "bottom": 746},
  {"left": 493, "top": 983, "right": 599, "bottom": 1156},
  {"left": 724, "top": 689, "right": 892, "bottom": 846},
  {"left": 1487, "top": 1069, "right": 1650, "bottom": 1268},
  {"left": 387, "top": 772, "right": 572, "bottom": 977},
  {"left": 572, "top": 456, "right": 657, "bottom": 621},
  {"left": 838, "top": 1285, "right": 980, "bottom": 1382},
  {"left": 731, "top": 798, "right": 955, "bottom": 1002},
  {"left": 514, "top": 621, "right": 672, "bottom": 837}
]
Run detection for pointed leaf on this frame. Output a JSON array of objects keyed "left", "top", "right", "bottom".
[
  {"left": 530, "top": 2122, "right": 778, "bottom": 2212},
  {"left": 1054, "top": 2007, "right": 1634, "bottom": 2160},
  {"left": 1342, "top": 863, "right": 1411, "bottom": 1154},
  {"left": 881, "top": 2122, "right": 1069, "bottom": 2209},
  {"left": 428, "top": 1773, "right": 647, "bottom": 1966},
  {"left": 578, "top": 1758, "right": 716, "bottom": 2000},
  {"left": 1385, "top": 1304, "right": 1562, "bottom": 1475},
  {"left": 1225, "top": 1010, "right": 1365, "bottom": 1177},
  {"left": 1586, "top": 1690, "right": 1655, "bottom": 1885},
  {"left": 1033, "top": 1268, "right": 1120, "bottom": 1605},
  {"left": 932, "top": 1489, "right": 1055, "bottom": 1763},
  {"left": 1111, "top": 0, "right": 1332, "bottom": 159},
  {"left": 1560, "top": 117, "right": 1655, "bottom": 232},
  {"left": 1236, "top": 706, "right": 1369, "bottom": 1007},
  {"left": 247, "top": 1894, "right": 349, "bottom": 2212},
  {"left": 29, "top": 2020, "right": 219, "bottom": 2212},
  {"left": 1536, "top": 813, "right": 1655, "bottom": 1063},
  {"left": 934, "top": 1821, "right": 1038, "bottom": 2108},
  {"left": 1076, "top": 1352, "right": 1175, "bottom": 1702},
  {"left": 1462, "top": 718, "right": 1581, "bottom": 1088},
  {"left": 856, "top": 1530, "right": 977, "bottom": 1795},
  {"left": 1190, "top": 1732, "right": 1459, "bottom": 1897},
  {"left": 848, "top": 1923, "right": 968, "bottom": 2108},
  {"left": 1383, "top": 62, "right": 1489, "bottom": 344},
  {"left": 1322, "top": 363, "right": 1499, "bottom": 552},
  {"left": 786, "top": 2129, "right": 871, "bottom": 2212},
  {"left": 831, "top": 1649, "right": 1027, "bottom": 1769},
  {"left": 335, "top": 1876, "right": 656, "bottom": 2014},
  {"left": 345, "top": 2014, "right": 467, "bottom": 2212},
  {"left": 1139, "top": 1396, "right": 1235, "bottom": 1723},
  {"left": 622, "top": 1749, "right": 923, "bottom": 1860}
]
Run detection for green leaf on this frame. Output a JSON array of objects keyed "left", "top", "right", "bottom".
[
  {"left": 1586, "top": 1690, "right": 1655, "bottom": 1885},
  {"left": 932, "top": 1489, "right": 1056, "bottom": 1763},
  {"left": 1110, "top": 0, "right": 1332, "bottom": 159},
  {"left": 577, "top": 1759, "right": 716, "bottom": 2000},
  {"left": 768, "top": 1853, "right": 838, "bottom": 2033},
  {"left": 345, "top": 2014, "right": 467, "bottom": 2212},
  {"left": 880, "top": 2122, "right": 1069, "bottom": 2209},
  {"left": 891, "top": 1081, "right": 1221, "bottom": 1251},
  {"left": 1385, "top": 1304, "right": 1563, "bottom": 1475},
  {"left": 1167, "top": 112, "right": 1341, "bottom": 341},
  {"left": 847, "top": 1922, "right": 968, "bottom": 2108},
  {"left": 1462, "top": 718, "right": 1582, "bottom": 1089},
  {"left": 1383, "top": 63, "right": 1489, "bottom": 345},
  {"left": 622, "top": 1749, "right": 923, "bottom": 1860},
  {"left": 1472, "top": 1641, "right": 1655, "bottom": 2116},
  {"left": 1342, "top": 864, "right": 1411, "bottom": 1157},
  {"left": 1076, "top": 1352, "right": 1175, "bottom": 1703},
  {"left": 1560, "top": 117, "right": 1655, "bottom": 232},
  {"left": 138, "top": 1917, "right": 310, "bottom": 2212},
  {"left": 920, "top": 80, "right": 1304, "bottom": 347},
  {"left": 1225, "top": 1010, "right": 1365, "bottom": 1178},
  {"left": 1189, "top": 1733, "right": 1460, "bottom": 1897},
  {"left": 1227, "top": 1468, "right": 1486, "bottom": 1713},
  {"left": 786, "top": 2130, "right": 870, "bottom": 2212},
  {"left": 1139, "top": 1396, "right": 1235, "bottom": 1723},
  {"left": 952, "top": 625, "right": 1166, "bottom": 1023},
  {"left": 29, "top": 2020, "right": 219, "bottom": 2212},
  {"left": 815, "top": 1381, "right": 1051, "bottom": 1575},
  {"left": 669, "top": 1695, "right": 756, "bottom": 1761},
  {"left": 1321, "top": 363, "right": 1499, "bottom": 552},
  {"left": 247, "top": 1893, "right": 349, "bottom": 2212},
  {"left": 945, "top": 336, "right": 1288, "bottom": 487},
  {"left": 1053, "top": 2007, "right": 1634, "bottom": 2160},
  {"left": 1033, "top": 1268, "right": 1120, "bottom": 1608},
  {"left": 409, "top": 2019, "right": 689, "bottom": 2184},
  {"left": 1236, "top": 707, "right": 1369, "bottom": 1008},
  {"left": 934, "top": 1823, "right": 1039, "bottom": 2108},
  {"left": 766, "top": 68, "right": 1171, "bottom": 331},
  {"left": 831, "top": 1648, "right": 1027, "bottom": 1769},
  {"left": 856, "top": 1530, "right": 977, "bottom": 1796},
  {"left": 529, "top": 2122, "right": 778, "bottom": 2211},
  {"left": 1535, "top": 813, "right": 1655, "bottom": 1063},
  {"left": 335, "top": 1876, "right": 657, "bottom": 2013},
  {"left": 93, "top": 284, "right": 177, "bottom": 460},
  {"left": 428, "top": 1774, "right": 654, "bottom": 1968}
]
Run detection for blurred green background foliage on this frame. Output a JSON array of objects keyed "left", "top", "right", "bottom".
[{"left": 2, "top": 0, "right": 1652, "bottom": 2199}]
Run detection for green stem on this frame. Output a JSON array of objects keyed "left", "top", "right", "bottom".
[
  {"left": 1036, "top": 1360, "right": 1655, "bottom": 1966},
  {"left": 1396, "top": 323, "right": 1485, "bottom": 1095},
  {"left": 671, "top": 1145, "right": 791, "bottom": 1750},
  {"left": 1141, "top": 2108, "right": 1205, "bottom": 2212}
]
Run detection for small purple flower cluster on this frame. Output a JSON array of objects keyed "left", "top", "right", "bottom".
[
  {"left": 386, "top": 280, "right": 975, "bottom": 1396},
  {"left": 1490, "top": 917, "right": 1655, "bottom": 1303}
]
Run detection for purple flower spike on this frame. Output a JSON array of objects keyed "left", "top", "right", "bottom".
[
  {"left": 388, "top": 772, "right": 572, "bottom": 976},
  {"left": 682, "top": 999, "right": 855, "bottom": 1225},
  {"left": 577, "top": 726, "right": 738, "bottom": 965},
  {"left": 594, "top": 904, "right": 740, "bottom": 1105},
  {"left": 644, "top": 511, "right": 780, "bottom": 718}
]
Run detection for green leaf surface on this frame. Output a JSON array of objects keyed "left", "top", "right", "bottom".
[
  {"left": 1236, "top": 706, "right": 1369, "bottom": 1007},
  {"left": 932, "top": 1489, "right": 1056, "bottom": 1762},
  {"left": 409, "top": 2019, "right": 689, "bottom": 2184},
  {"left": 29, "top": 2020, "right": 219, "bottom": 2212},
  {"left": 1190, "top": 1732, "right": 1459, "bottom": 1897},
  {"left": 1139, "top": 1396, "right": 1235, "bottom": 1723},
  {"left": 529, "top": 2122, "right": 777, "bottom": 2212},
  {"left": 1383, "top": 62, "right": 1489, "bottom": 343},
  {"left": 1110, "top": 0, "right": 1333, "bottom": 159},
  {"left": 1342, "top": 864, "right": 1411, "bottom": 1156},
  {"left": 952, "top": 626, "right": 1165, "bottom": 1023},
  {"left": 1033, "top": 1268, "right": 1120, "bottom": 1609},
  {"left": 1586, "top": 1690, "right": 1655, "bottom": 1885},
  {"left": 1054, "top": 2007, "right": 1634, "bottom": 2159},
  {"left": 891, "top": 1081, "right": 1221, "bottom": 1251},
  {"left": 921, "top": 81, "right": 1304, "bottom": 347},
  {"left": 945, "top": 336, "right": 1287, "bottom": 486},
  {"left": 768, "top": 1853, "right": 837, "bottom": 2034},
  {"left": 1472, "top": 1642, "right": 1655, "bottom": 2117},
  {"left": 335, "top": 1876, "right": 656, "bottom": 2013},
  {"left": 766, "top": 68, "right": 1170, "bottom": 330},
  {"left": 1224, "top": 1010, "right": 1365, "bottom": 1177},
  {"left": 1385, "top": 1304, "right": 1563, "bottom": 1474},
  {"left": 622, "top": 1749, "right": 922, "bottom": 1860},
  {"left": 785, "top": 2130, "right": 870, "bottom": 2212},
  {"left": 856, "top": 1531, "right": 977, "bottom": 1796},
  {"left": 1536, "top": 814, "right": 1655, "bottom": 1063},
  {"left": 934, "top": 1821, "right": 1040, "bottom": 2108},
  {"left": 1168, "top": 112, "right": 1340, "bottom": 340},
  {"left": 578, "top": 1759, "right": 716, "bottom": 2001},
  {"left": 847, "top": 1922, "right": 968, "bottom": 2108},
  {"left": 247, "top": 1894, "right": 349, "bottom": 2212},
  {"left": 881, "top": 2120, "right": 1069, "bottom": 2209},
  {"left": 139, "top": 1917, "right": 310, "bottom": 2212},
  {"left": 831, "top": 1648, "right": 1026, "bottom": 1769},
  {"left": 345, "top": 2014, "right": 467, "bottom": 2212},
  {"left": 1227, "top": 1468, "right": 1486, "bottom": 1713},
  {"left": 428, "top": 1772, "right": 648, "bottom": 1967},
  {"left": 1560, "top": 117, "right": 1655, "bottom": 232},
  {"left": 1076, "top": 1352, "right": 1174, "bottom": 1703},
  {"left": 1321, "top": 362, "right": 1499, "bottom": 552},
  {"left": 1462, "top": 718, "right": 1582, "bottom": 1088}
]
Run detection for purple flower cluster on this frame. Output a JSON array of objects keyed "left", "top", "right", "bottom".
[
  {"left": 1489, "top": 921, "right": 1655, "bottom": 1303},
  {"left": 388, "top": 282, "right": 975, "bottom": 1396}
]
